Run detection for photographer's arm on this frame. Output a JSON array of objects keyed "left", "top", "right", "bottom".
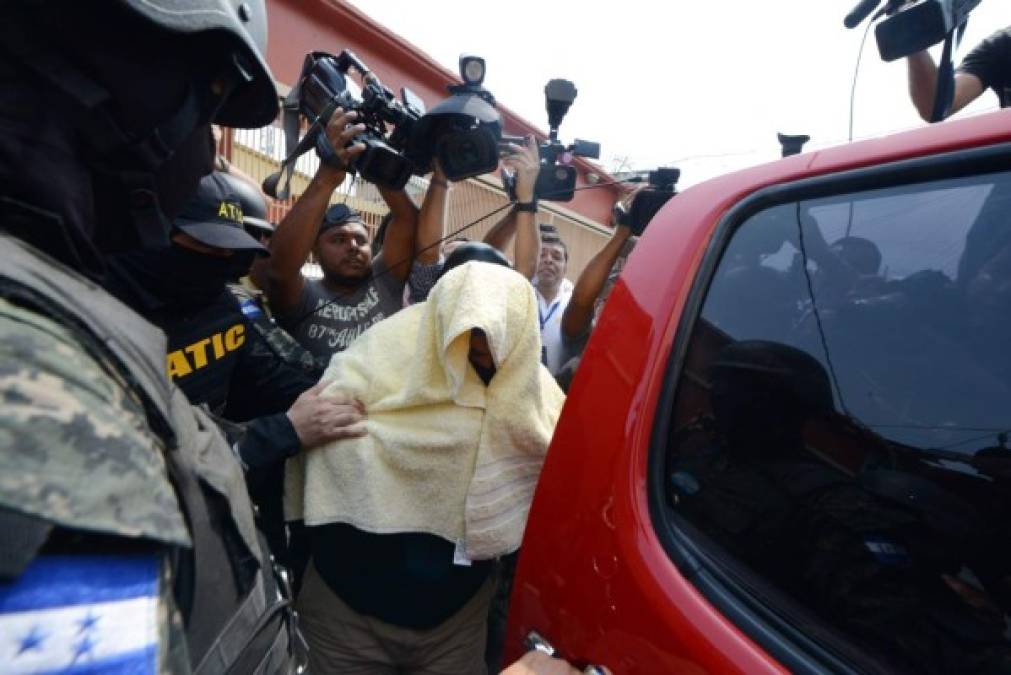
[
  {"left": 266, "top": 110, "right": 364, "bottom": 312},
  {"left": 482, "top": 210, "right": 516, "bottom": 252},
  {"left": 495, "top": 136, "right": 541, "bottom": 279},
  {"left": 561, "top": 224, "right": 632, "bottom": 340},
  {"left": 907, "top": 51, "right": 983, "bottom": 122},
  {"left": 377, "top": 184, "right": 419, "bottom": 282},
  {"left": 415, "top": 162, "right": 450, "bottom": 265}
]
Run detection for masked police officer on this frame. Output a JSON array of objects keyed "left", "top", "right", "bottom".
[
  {"left": 104, "top": 173, "right": 362, "bottom": 467},
  {"left": 0, "top": 1, "right": 307, "bottom": 671},
  {"left": 105, "top": 172, "right": 365, "bottom": 580},
  {"left": 220, "top": 170, "right": 324, "bottom": 378}
]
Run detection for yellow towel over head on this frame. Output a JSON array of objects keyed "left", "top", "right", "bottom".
[{"left": 285, "top": 261, "right": 566, "bottom": 559}]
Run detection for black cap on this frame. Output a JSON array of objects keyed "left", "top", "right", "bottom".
[
  {"left": 174, "top": 173, "right": 267, "bottom": 253},
  {"left": 216, "top": 171, "right": 273, "bottom": 234}
]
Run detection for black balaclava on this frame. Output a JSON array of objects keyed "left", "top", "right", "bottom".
[
  {"left": 108, "top": 244, "right": 256, "bottom": 310},
  {"left": 0, "top": 4, "right": 227, "bottom": 274}
]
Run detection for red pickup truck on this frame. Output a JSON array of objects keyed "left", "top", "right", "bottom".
[{"left": 505, "top": 111, "right": 1011, "bottom": 674}]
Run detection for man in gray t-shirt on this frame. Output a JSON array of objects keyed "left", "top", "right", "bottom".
[
  {"left": 284, "top": 251, "right": 405, "bottom": 359},
  {"left": 266, "top": 107, "right": 420, "bottom": 362}
]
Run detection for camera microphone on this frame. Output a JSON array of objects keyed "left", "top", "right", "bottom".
[{"left": 844, "top": 0, "right": 881, "bottom": 28}]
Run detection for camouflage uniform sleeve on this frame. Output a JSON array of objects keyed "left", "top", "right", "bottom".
[
  {"left": 0, "top": 298, "right": 189, "bottom": 546},
  {"left": 229, "top": 284, "right": 322, "bottom": 377}
]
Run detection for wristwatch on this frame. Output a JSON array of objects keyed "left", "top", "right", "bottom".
[{"left": 514, "top": 200, "right": 538, "bottom": 213}]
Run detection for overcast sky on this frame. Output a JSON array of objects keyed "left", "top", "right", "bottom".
[{"left": 348, "top": 1, "right": 1005, "bottom": 187}]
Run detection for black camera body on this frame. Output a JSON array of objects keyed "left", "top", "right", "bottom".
[
  {"left": 412, "top": 56, "right": 504, "bottom": 182},
  {"left": 615, "top": 167, "right": 680, "bottom": 236},
  {"left": 501, "top": 79, "right": 600, "bottom": 203},
  {"left": 265, "top": 51, "right": 504, "bottom": 197},
  {"left": 875, "top": 0, "right": 982, "bottom": 61},
  {"left": 298, "top": 50, "right": 424, "bottom": 190},
  {"left": 844, "top": 0, "right": 982, "bottom": 61},
  {"left": 842, "top": 0, "right": 982, "bottom": 122}
]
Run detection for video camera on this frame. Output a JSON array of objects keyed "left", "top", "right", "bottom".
[
  {"left": 844, "top": 0, "right": 982, "bottom": 61},
  {"left": 501, "top": 79, "right": 600, "bottom": 203},
  {"left": 297, "top": 50, "right": 423, "bottom": 190},
  {"left": 614, "top": 167, "right": 680, "bottom": 236},
  {"left": 843, "top": 0, "right": 982, "bottom": 122},
  {"left": 411, "top": 55, "right": 503, "bottom": 183},
  {"left": 264, "top": 52, "right": 504, "bottom": 198}
]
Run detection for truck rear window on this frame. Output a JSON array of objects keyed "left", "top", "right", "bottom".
[{"left": 665, "top": 170, "right": 1011, "bottom": 673}]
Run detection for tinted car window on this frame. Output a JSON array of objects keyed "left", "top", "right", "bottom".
[{"left": 665, "top": 171, "right": 1011, "bottom": 674}]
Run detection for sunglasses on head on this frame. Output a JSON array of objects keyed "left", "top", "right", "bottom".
[{"left": 324, "top": 203, "right": 359, "bottom": 225}]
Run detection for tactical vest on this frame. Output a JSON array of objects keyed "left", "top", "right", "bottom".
[{"left": 0, "top": 233, "right": 304, "bottom": 674}]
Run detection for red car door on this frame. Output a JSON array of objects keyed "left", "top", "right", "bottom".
[{"left": 505, "top": 110, "right": 1011, "bottom": 674}]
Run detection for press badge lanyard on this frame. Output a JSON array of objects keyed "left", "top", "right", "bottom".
[
  {"left": 538, "top": 300, "right": 561, "bottom": 367},
  {"left": 539, "top": 301, "right": 561, "bottom": 331}
]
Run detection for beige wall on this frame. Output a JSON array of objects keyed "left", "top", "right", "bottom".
[{"left": 226, "top": 131, "right": 610, "bottom": 282}]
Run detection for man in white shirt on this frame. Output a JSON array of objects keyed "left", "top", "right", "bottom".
[{"left": 534, "top": 230, "right": 574, "bottom": 374}]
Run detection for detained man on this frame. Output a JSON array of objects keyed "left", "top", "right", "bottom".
[{"left": 285, "top": 261, "right": 566, "bottom": 674}]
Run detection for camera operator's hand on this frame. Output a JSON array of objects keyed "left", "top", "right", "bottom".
[
  {"left": 502, "top": 135, "right": 540, "bottom": 203},
  {"left": 433, "top": 157, "right": 448, "bottom": 184},
  {"left": 322, "top": 108, "right": 367, "bottom": 172},
  {"left": 286, "top": 380, "right": 367, "bottom": 449}
]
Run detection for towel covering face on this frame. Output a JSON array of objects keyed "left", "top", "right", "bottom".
[{"left": 286, "top": 262, "right": 566, "bottom": 559}]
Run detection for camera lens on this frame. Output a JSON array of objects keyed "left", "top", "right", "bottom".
[{"left": 437, "top": 129, "right": 498, "bottom": 182}]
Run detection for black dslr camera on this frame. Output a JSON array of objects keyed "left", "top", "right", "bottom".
[
  {"left": 614, "top": 167, "right": 680, "bottom": 236},
  {"left": 501, "top": 79, "right": 600, "bottom": 203},
  {"left": 296, "top": 50, "right": 423, "bottom": 190}
]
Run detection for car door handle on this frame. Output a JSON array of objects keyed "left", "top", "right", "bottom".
[
  {"left": 524, "top": 631, "right": 610, "bottom": 674},
  {"left": 524, "top": 630, "right": 556, "bottom": 656}
]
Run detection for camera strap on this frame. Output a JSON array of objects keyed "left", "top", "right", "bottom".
[
  {"left": 930, "top": 29, "right": 957, "bottom": 123},
  {"left": 930, "top": 17, "right": 971, "bottom": 123},
  {"left": 264, "top": 54, "right": 330, "bottom": 200}
]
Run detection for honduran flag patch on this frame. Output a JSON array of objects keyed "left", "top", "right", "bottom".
[
  {"left": 239, "top": 299, "right": 264, "bottom": 319},
  {"left": 0, "top": 556, "right": 160, "bottom": 674}
]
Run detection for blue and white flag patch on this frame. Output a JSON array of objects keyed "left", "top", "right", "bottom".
[
  {"left": 863, "top": 535, "right": 912, "bottom": 568},
  {"left": 239, "top": 299, "right": 264, "bottom": 320},
  {"left": 0, "top": 555, "right": 160, "bottom": 674}
]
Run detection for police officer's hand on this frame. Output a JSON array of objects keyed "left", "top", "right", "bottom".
[
  {"left": 502, "top": 135, "right": 540, "bottom": 204},
  {"left": 286, "top": 381, "right": 367, "bottom": 449},
  {"left": 500, "top": 651, "right": 610, "bottom": 675},
  {"left": 323, "top": 108, "right": 367, "bottom": 171}
]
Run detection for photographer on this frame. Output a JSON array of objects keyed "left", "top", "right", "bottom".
[
  {"left": 555, "top": 215, "right": 637, "bottom": 390},
  {"left": 407, "top": 136, "right": 543, "bottom": 304},
  {"left": 267, "top": 107, "right": 420, "bottom": 360},
  {"left": 907, "top": 24, "right": 1011, "bottom": 120},
  {"left": 535, "top": 228, "right": 575, "bottom": 374}
]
